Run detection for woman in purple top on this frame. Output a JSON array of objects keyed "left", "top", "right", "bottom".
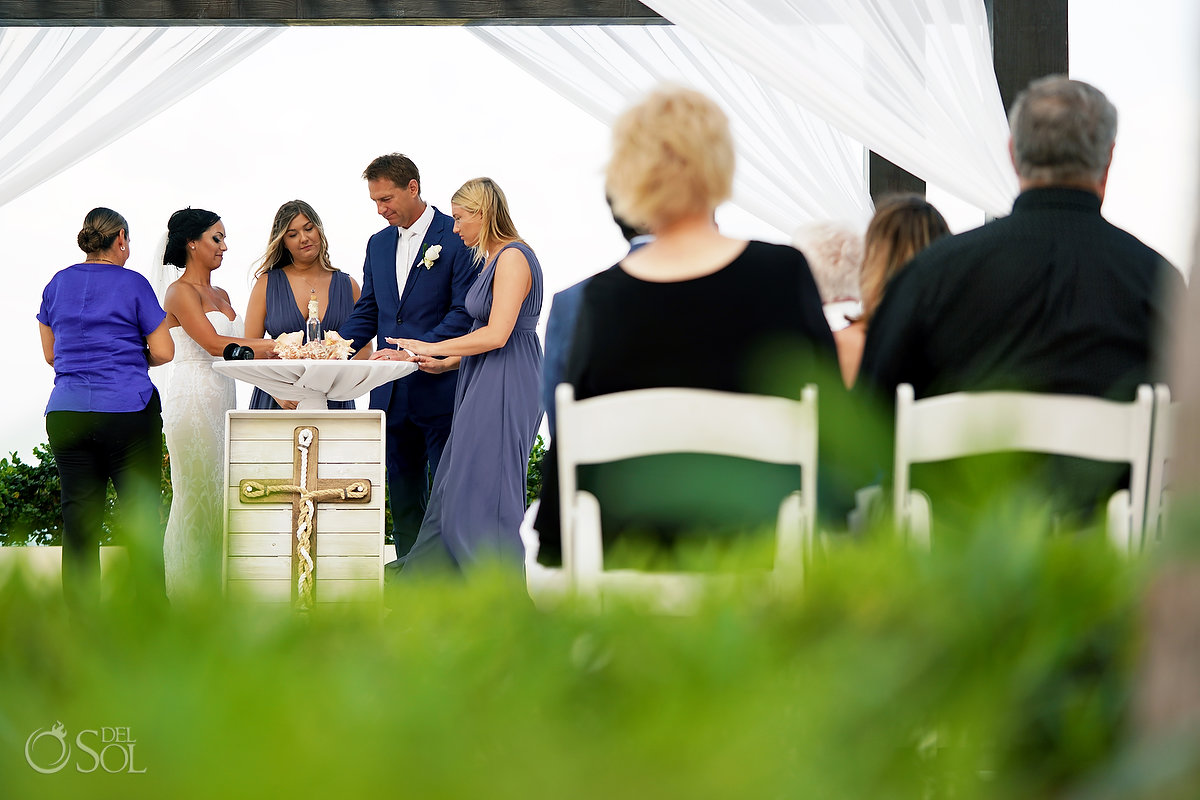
[{"left": 37, "top": 207, "right": 175, "bottom": 609}]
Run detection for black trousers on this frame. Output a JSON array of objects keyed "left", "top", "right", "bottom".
[{"left": 46, "top": 392, "right": 165, "bottom": 608}]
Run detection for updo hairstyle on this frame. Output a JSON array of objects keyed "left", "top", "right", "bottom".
[
  {"left": 163, "top": 207, "right": 221, "bottom": 268},
  {"left": 76, "top": 207, "right": 128, "bottom": 255}
]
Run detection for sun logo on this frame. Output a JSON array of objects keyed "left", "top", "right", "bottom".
[{"left": 24, "top": 721, "right": 70, "bottom": 774}]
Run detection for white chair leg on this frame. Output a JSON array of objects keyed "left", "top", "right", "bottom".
[
  {"left": 1107, "top": 489, "right": 1133, "bottom": 555},
  {"left": 572, "top": 491, "right": 604, "bottom": 600},
  {"left": 908, "top": 490, "right": 932, "bottom": 550}
]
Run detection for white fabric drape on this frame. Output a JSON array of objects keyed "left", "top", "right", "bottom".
[
  {"left": 0, "top": 26, "right": 282, "bottom": 209},
  {"left": 472, "top": 25, "right": 874, "bottom": 231},
  {"left": 639, "top": 0, "right": 1018, "bottom": 216}
]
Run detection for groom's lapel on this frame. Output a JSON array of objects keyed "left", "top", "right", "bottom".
[{"left": 398, "top": 209, "right": 446, "bottom": 309}]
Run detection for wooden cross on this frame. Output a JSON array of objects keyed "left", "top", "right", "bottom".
[{"left": 237, "top": 426, "right": 371, "bottom": 609}]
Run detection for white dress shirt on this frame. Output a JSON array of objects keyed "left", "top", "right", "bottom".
[{"left": 395, "top": 203, "right": 435, "bottom": 301}]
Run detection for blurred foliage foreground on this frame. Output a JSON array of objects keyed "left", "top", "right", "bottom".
[{"left": 0, "top": 505, "right": 1185, "bottom": 799}]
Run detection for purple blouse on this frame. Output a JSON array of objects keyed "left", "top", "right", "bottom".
[{"left": 37, "top": 263, "right": 166, "bottom": 414}]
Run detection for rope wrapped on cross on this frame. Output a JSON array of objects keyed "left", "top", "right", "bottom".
[{"left": 238, "top": 427, "right": 371, "bottom": 610}]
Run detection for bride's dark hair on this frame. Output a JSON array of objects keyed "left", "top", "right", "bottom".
[{"left": 163, "top": 207, "right": 221, "bottom": 268}]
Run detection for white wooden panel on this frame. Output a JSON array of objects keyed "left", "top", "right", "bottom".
[
  {"left": 316, "top": 579, "right": 381, "bottom": 602},
  {"left": 314, "top": 534, "right": 384, "bottom": 557},
  {"left": 227, "top": 556, "right": 291, "bottom": 581},
  {"left": 229, "top": 507, "right": 384, "bottom": 534},
  {"left": 227, "top": 533, "right": 291, "bottom": 556},
  {"left": 227, "top": 415, "right": 385, "bottom": 443},
  {"left": 227, "top": 579, "right": 291, "bottom": 603},
  {"left": 228, "top": 555, "right": 380, "bottom": 581},
  {"left": 226, "top": 578, "right": 379, "bottom": 604},
  {"left": 227, "top": 532, "right": 382, "bottom": 557},
  {"left": 229, "top": 439, "right": 384, "bottom": 465},
  {"left": 312, "top": 557, "right": 380, "bottom": 580},
  {"left": 225, "top": 411, "right": 386, "bottom": 606}
]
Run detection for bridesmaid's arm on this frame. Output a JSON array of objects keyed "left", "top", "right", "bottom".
[
  {"left": 390, "top": 247, "right": 531, "bottom": 357},
  {"left": 413, "top": 355, "right": 461, "bottom": 374},
  {"left": 244, "top": 275, "right": 269, "bottom": 339}
]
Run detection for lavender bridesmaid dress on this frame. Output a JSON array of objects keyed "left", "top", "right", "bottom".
[
  {"left": 249, "top": 269, "right": 356, "bottom": 410},
  {"left": 401, "top": 242, "right": 544, "bottom": 574}
]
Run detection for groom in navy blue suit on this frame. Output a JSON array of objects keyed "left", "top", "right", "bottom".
[{"left": 340, "top": 154, "right": 475, "bottom": 558}]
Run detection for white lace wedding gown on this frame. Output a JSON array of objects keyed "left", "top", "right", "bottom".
[{"left": 163, "top": 311, "right": 240, "bottom": 601}]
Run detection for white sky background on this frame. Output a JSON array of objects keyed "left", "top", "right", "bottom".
[{"left": 2, "top": 3, "right": 1197, "bottom": 461}]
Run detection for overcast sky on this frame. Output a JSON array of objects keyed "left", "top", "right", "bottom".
[{"left": 3, "top": 2, "right": 1197, "bottom": 460}]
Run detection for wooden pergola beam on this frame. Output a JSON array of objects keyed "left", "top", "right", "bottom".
[{"left": 0, "top": 1, "right": 665, "bottom": 26}]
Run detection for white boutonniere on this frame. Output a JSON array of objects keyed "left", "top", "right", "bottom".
[{"left": 422, "top": 244, "right": 442, "bottom": 270}]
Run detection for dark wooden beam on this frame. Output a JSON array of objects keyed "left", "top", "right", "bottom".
[
  {"left": 987, "top": 0, "right": 1069, "bottom": 113},
  {"left": 868, "top": 152, "right": 926, "bottom": 204},
  {"left": 0, "top": 1, "right": 664, "bottom": 25}
]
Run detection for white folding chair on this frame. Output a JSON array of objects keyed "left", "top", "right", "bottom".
[
  {"left": 894, "top": 383, "right": 1155, "bottom": 553},
  {"left": 1145, "top": 383, "right": 1177, "bottom": 546},
  {"left": 549, "top": 384, "right": 818, "bottom": 610}
]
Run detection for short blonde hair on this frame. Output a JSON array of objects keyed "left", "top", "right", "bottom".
[
  {"left": 451, "top": 177, "right": 521, "bottom": 264},
  {"left": 606, "top": 86, "right": 734, "bottom": 231}
]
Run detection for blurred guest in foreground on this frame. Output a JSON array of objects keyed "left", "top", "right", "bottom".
[
  {"left": 533, "top": 85, "right": 839, "bottom": 569},
  {"left": 859, "top": 76, "right": 1184, "bottom": 529},
  {"left": 38, "top": 207, "right": 174, "bottom": 610},
  {"left": 792, "top": 220, "right": 864, "bottom": 334}
]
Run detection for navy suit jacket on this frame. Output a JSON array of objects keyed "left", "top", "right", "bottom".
[
  {"left": 542, "top": 273, "right": 600, "bottom": 436},
  {"left": 340, "top": 206, "right": 476, "bottom": 419}
]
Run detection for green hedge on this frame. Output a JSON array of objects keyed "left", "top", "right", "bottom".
[{"left": 0, "top": 511, "right": 1178, "bottom": 798}]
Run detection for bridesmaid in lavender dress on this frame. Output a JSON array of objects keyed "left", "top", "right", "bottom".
[
  {"left": 245, "top": 200, "right": 367, "bottom": 410},
  {"left": 387, "top": 178, "right": 543, "bottom": 574}
]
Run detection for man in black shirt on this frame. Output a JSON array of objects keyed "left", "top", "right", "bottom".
[{"left": 858, "top": 76, "right": 1183, "bottom": 527}]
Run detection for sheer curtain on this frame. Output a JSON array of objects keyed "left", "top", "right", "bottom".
[
  {"left": 472, "top": 25, "right": 874, "bottom": 231},
  {"left": 0, "top": 26, "right": 282, "bottom": 209},
  {"left": 639, "top": 0, "right": 1018, "bottom": 215}
]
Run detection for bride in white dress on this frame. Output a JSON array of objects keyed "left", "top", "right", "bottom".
[{"left": 159, "top": 209, "right": 277, "bottom": 601}]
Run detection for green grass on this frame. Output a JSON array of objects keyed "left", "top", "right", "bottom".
[{"left": 0, "top": 515, "right": 1165, "bottom": 798}]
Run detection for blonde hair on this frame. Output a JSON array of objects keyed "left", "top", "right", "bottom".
[
  {"left": 860, "top": 195, "right": 950, "bottom": 322},
  {"left": 254, "top": 200, "right": 335, "bottom": 279},
  {"left": 451, "top": 177, "right": 521, "bottom": 264},
  {"left": 606, "top": 85, "right": 734, "bottom": 231},
  {"left": 77, "top": 207, "right": 127, "bottom": 255}
]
